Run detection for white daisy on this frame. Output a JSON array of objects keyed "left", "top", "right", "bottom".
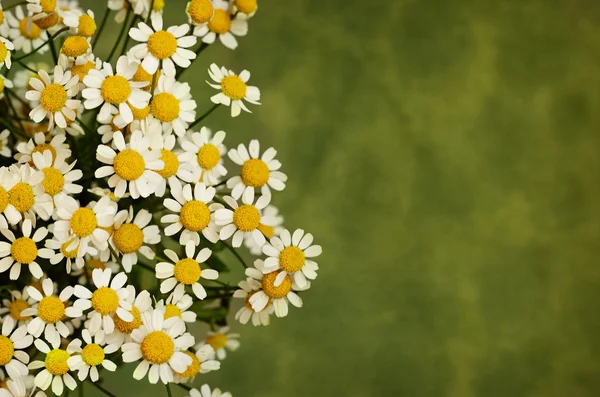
[
  {"left": 243, "top": 205, "right": 284, "bottom": 255},
  {"left": 45, "top": 233, "right": 98, "bottom": 274},
  {"left": 178, "top": 127, "right": 227, "bottom": 186},
  {"left": 156, "top": 293, "right": 196, "bottom": 324},
  {"left": 121, "top": 309, "right": 195, "bottom": 384},
  {"left": 5, "top": 163, "right": 54, "bottom": 224},
  {"left": 62, "top": 9, "right": 96, "bottom": 38},
  {"left": 149, "top": 132, "right": 196, "bottom": 197},
  {"left": 0, "top": 219, "right": 53, "bottom": 280},
  {"left": 32, "top": 150, "right": 83, "bottom": 210},
  {"left": 197, "top": 326, "right": 239, "bottom": 360},
  {"left": 0, "top": 316, "right": 33, "bottom": 379},
  {"left": 67, "top": 329, "right": 118, "bottom": 382},
  {"left": 0, "top": 287, "right": 34, "bottom": 327},
  {"left": 15, "top": 132, "right": 71, "bottom": 166},
  {"left": 148, "top": 75, "right": 196, "bottom": 136},
  {"left": 186, "top": 384, "right": 232, "bottom": 397},
  {"left": 0, "top": 37, "right": 14, "bottom": 70},
  {"left": 0, "top": 130, "right": 11, "bottom": 158},
  {"left": 104, "top": 285, "right": 152, "bottom": 348},
  {"left": 6, "top": 7, "right": 49, "bottom": 54},
  {"left": 207, "top": 63, "right": 260, "bottom": 117},
  {"left": 160, "top": 182, "right": 221, "bottom": 246},
  {"left": 233, "top": 277, "right": 273, "bottom": 326},
  {"left": 29, "top": 338, "right": 77, "bottom": 396},
  {"left": 58, "top": 53, "right": 102, "bottom": 93},
  {"left": 193, "top": 0, "right": 247, "bottom": 50},
  {"left": 128, "top": 13, "right": 197, "bottom": 76},
  {"left": 73, "top": 268, "right": 133, "bottom": 334},
  {"left": 156, "top": 241, "right": 219, "bottom": 301},
  {"left": 173, "top": 345, "right": 220, "bottom": 384}
]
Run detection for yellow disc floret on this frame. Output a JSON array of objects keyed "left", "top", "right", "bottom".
[
  {"left": 221, "top": 75, "right": 247, "bottom": 100},
  {"left": 78, "top": 14, "right": 96, "bottom": 37},
  {"left": 113, "top": 306, "right": 141, "bottom": 334},
  {"left": 150, "top": 93, "right": 180, "bottom": 123},
  {"left": 71, "top": 60, "right": 95, "bottom": 82},
  {"left": 180, "top": 201, "right": 210, "bottom": 232},
  {"left": 8, "top": 183, "right": 34, "bottom": 213},
  {"left": 147, "top": 30, "right": 177, "bottom": 60},
  {"left": 0, "top": 41, "right": 7, "bottom": 63},
  {"left": 0, "top": 76, "right": 4, "bottom": 93},
  {"left": 233, "top": 204, "right": 260, "bottom": 232},
  {"left": 81, "top": 343, "right": 104, "bottom": 366},
  {"left": 133, "top": 64, "right": 158, "bottom": 91},
  {"left": 101, "top": 75, "right": 131, "bottom": 104},
  {"left": 9, "top": 299, "right": 30, "bottom": 321},
  {"left": 0, "top": 186, "right": 8, "bottom": 213},
  {"left": 155, "top": 149, "right": 179, "bottom": 178},
  {"left": 0, "top": 335, "right": 14, "bottom": 366},
  {"left": 129, "top": 104, "right": 150, "bottom": 120},
  {"left": 208, "top": 9, "right": 231, "bottom": 34},
  {"left": 241, "top": 159, "right": 269, "bottom": 188},
  {"left": 33, "top": 12, "right": 59, "bottom": 29},
  {"left": 258, "top": 223, "right": 274, "bottom": 239},
  {"left": 11, "top": 237, "right": 37, "bottom": 265},
  {"left": 113, "top": 149, "right": 145, "bottom": 181},
  {"left": 174, "top": 258, "right": 201, "bottom": 285},
  {"left": 279, "top": 246, "right": 305, "bottom": 273},
  {"left": 40, "top": 0, "right": 57, "bottom": 14},
  {"left": 40, "top": 83, "right": 67, "bottom": 113},
  {"left": 45, "top": 349, "right": 70, "bottom": 376},
  {"left": 141, "top": 331, "right": 174, "bottom": 364},
  {"left": 152, "top": 0, "right": 165, "bottom": 11},
  {"left": 163, "top": 304, "right": 182, "bottom": 320},
  {"left": 205, "top": 333, "right": 227, "bottom": 350},
  {"left": 113, "top": 223, "right": 143, "bottom": 254},
  {"left": 91, "top": 287, "right": 119, "bottom": 315},
  {"left": 197, "top": 144, "right": 220, "bottom": 170},
  {"left": 42, "top": 167, "right": 64, "bottom": 196},
  {"left": 0, "top": 9, "right": 4, "bottom": 26},
  {"left": 70, "top": 207, "right": 97, "bottom": 237},
  {"left": 235, "top": 0, "right": 257, "bottom": 14},
  {"left": 60, "top": 238, "right": 79, "bottom": 259},
  {"left": 19, "top": 19, "right": 41, "bottom": 39},
  {"left": 37, "top": 296, "right": 65, "bottom": 323},
  {"left": 61, "top": 35, "right": 89, "bottom": 58},
  {"left": 262, "top": 271, "right": 292, "bottom": 299},
  {"left": 186, "top": 0, "right": 213, "bottom": 25}
]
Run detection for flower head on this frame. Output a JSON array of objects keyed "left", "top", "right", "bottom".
[
  {"left": 178, "top": 127, "right": 227, "bottom": 186},
  {"left": 193, "top": 0, "right": 247, "bottom": 50},
  {"left": 0, "top": 219, "right": 54, "bottom": 280},
  {"left": 207, "top": 64, "right": 260, "bottom": 117}
]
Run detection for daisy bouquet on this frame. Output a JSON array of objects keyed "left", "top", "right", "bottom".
[{"left": 0, "top": 0, "right": 322, "bottom": 396}]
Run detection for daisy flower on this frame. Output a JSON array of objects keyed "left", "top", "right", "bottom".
[
  {"left": 0, "top": 130, "right": 11, "bottom": 158},
  {"left": 234, "top": 0, "right": 258, "bottom": 17},
  {"left": 233, "top": 277, "right": 273, "bottom": 326},
  {"left": 67, "top": 329, "right": 118, "bottom": 382},
  {"left": 0, "top": 317, "right": 33, "bottom": 379},
  {"left": 0, "top": 287, "right": 34, "bottom": 327},
  {"left": 62, "top": 9, "right": 96, "bottom": 38},
  {"left": 193, "top": 0, "right": 247, "bottom": 50},
  {"left": 173, "top": 345, "right": 220, "bottom": 384},
  {"left": 186, "top": 384, "right": 232, "bottom": 397},
  {"left": 185, "top": 0, "right": 214, "bottom": 26},
  {"left": 95, "top": 130, "right": 164, "bottom": 198},
  {"left": 21, "top": 279, "right": 82, "bottom": 346},
  {"left": 27, "top": 0, "right": 57, "bottom": 18},
  {"left": 227, "top": 139, "right": 286, "bottom": 199},
  {"left": 214, "top": 189, "right": 275, "bottom": 248},
  {"left": 15, "top": 132, "right": 71, "bottom": 166},
  {"left": 82, "top": 55, "right": 151, "bottom": 125},
  {"left": 0, "top": 37, "right": 14, "bottom": 70},
  {"left": 6, "top": 7, "right": 49, "bottom": 54},
  {"left": 105, "top": 285, "right": 152, "bottom": 348},
  {"left": 109, "top": 206, "right": 160, "bottom": 272},
  {"left": 121, "top": 309, "right": 195, "bottom": 384},
  {"left": 128, "top": 13, "right": 197, "bottom": 76},
  {"left": 29, "top": 338, "right": 77, "bottom": 396},
  {"left": 161, "top": 182, "right": 221, "bottom": 246},
  {"left": 244, "top": 205, "right": 284, "bottom": 255},
  {"left": 261, "top": 228, "right": 321, "bottom": 289},
  {"left": 0, "top": 219, "right": 53, "bottom": 280},
  {"left": 156, "top": 293, "right": 196, "bottom": 324},
  {"left": 156, "top": 242, "right": 219, "bottom": 300},
  {"left": 60, "top": 35, "right": 91, "bottom": 59},
  {"left": 3, "top": 164, "right": 53, "bottom": 224},
  {"left": 207, "top": 63, "right": 260, "bottom": 117},
  {"left": 32, "top": 151, "right": 83, "bottom": 209},
  {"left": 148, "top": 75, "right": 196, "bottom": 136},
  {"left": 26, "top": 66, "right": 80, "bottom": 130},
  {"left": 73, "top": 268, "right": 133, "bottom": 334},
  {"left": 150, "top": 132, "right": 196, "bottom": 197},
  {"left": 53, "top": 196, "right": 117, "bottom": 257},
  {"left": 45, "top": 233, "right": 97, "bottom": 274},
  {"left": 178, "top": 127, "right": 227, "bottom": 186},
  {"left": 58, "top": 53, "right": 102, "bottom": 92},
  {"left": 198, "top": 326, "right": 240, "bottom": 360}
]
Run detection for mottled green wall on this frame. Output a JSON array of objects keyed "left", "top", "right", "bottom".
[{"left": 82, "top": 0, "right": 600, "bottom": 395}]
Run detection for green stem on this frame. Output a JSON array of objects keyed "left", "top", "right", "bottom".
[
  {"left": 165, "top": 383, "right": 173, "bottom": 397},
  {"left": 188, "top": 103, "right": 220, "bottom": 130},
  {"left": 176, "top": 42, "right": 209, "bottom": 79},
  {"left": 0, "top": 117, "right": 26, "bottom": 139},
  {"left": 175, "top": 383, "right": 192, "bottom": 392},
  {"left": 92, "top": 9, "right": 111, "bottom": 48},
  {"left": 224, "top": 242, "right": 248, "bottom": 268},
  {"left": 147, "top": 0, "right": 155, "bottom": 23},
  {"left": 212, "top": 195, "right": 228, "bottom": 207},
  {"left": 154, "top": 255, "right": 169, "bottom": 263},
  {"left": 89, "top": 382, "right": 117, "bottom": 397},
  {"left": 15, "top": 60, "right": 37, "bottom": 73},
  {"left": 48, "top": 33, "right": 58, "bottom": 65},
  {"left": 107, "top": 10, "right": 131, "bottom": 63},
  {"left": 14, "top": 27, "right": 69, "bottom": 62},
  {"left": 78, "top": 381, "right": 84, "bottom": 397}
]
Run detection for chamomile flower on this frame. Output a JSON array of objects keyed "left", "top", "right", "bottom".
[
  {"left": 150, "top": 133, "right": 195, "bottom": 197},
  {"left": 161, "top": 182, "right": 221, "bottom": 246},
  {"left": 82, "top": 55, "right": 151, "bottom": 125},
  {"left": 0, "top": 75, "right": 13, "bottom": 99},
  {"left": 109, "top": 206, "right": 160, "bottom": 272},
  {"left": 214, "top": 189, "right": 275, "bottom": 248},
  {"left": 193, "top": 0, "right": 247, "bottom": 50},
  {"left": 128, "top": 13, "right": 197, "bottom": 76},
  {"left": 185, "top": 0, "right": 214, "bottom": 26},
  {"left": 15, "top": 132, "right": 71, "bottom": 166},
  {"left": 156, "top": 293, "right": 196, "bottom": 324},
  {"left": 186, "top": 384, "right": 232, "bottom": 397},
  {"left": 121, "top": 309, "right": 195, "bottom": 384},
  {"left": 0, "top": 219, "right": 53, "bottom": 280},
  {"left": 156, "top": 242, "right": 219, "bottom": 300},
  {"left": 32, "top": 151, "right": 83, "bottom": 208},
  {"left": 207, "top": 64, "right": 260, "bottom": 117},
  {"left": 0, "top": 317, "right": 33, "bottom": 379},
  {"left": 45, "top": 233, "right": 97, "bottom": 274},
  {"left": 27, "top": 0, "right": 57, "bottom": 18},
  {"left": 4, "top": 164, "right": 53, "bottom": 224},
  {"left": 6, "top": 7, "right": 49, "bottom": 54},
  {"left": 178, "top": 128, "right": 227, "bottom": 186},
  {"left": 227, "top": 140, "right": 286, "bottom": 199},
  {"left": 0, "top": 37, "right": 14, "bottom": 70},
  {"left": 244, "top": 205, "right": 284, "bottom": 255},
  {"left": 233, "top": 277, "right": 273, "bottom": 326},
  {"left": 29, "top": 338, "right": 77, "bottom": 396},
  {"left": 0, "top": 287, "right": 33, "bottom": 327},
  {"left": 60, "top": 35, "right": 91, "bottom": 59},
  {"left": 67, "top": 329, "right": 118, "bottom": 382},
  {"left": 26, "top": 66, "right": 80, "bottom": 130},
  {"left": 149, "top": 75, "right": 196, "bottom": 136},
  {"left": 58, "top": 53, "right": 101, "bottom": 92},
  {"left": 62, "top": 9, "right": 96, "bottom": 37},
  {"left": 198, "top": 326, "right": 239, "bottom": 360},
  {"left": 173, "top": 345, "right": 220, "bottom": 383},
  {"left": 0, "top": 130, "right": 11, "bottom": 158},
  {"left": 95, "top": 130, "right": 164, "bottom": 198},
  {"left": 261, "top": 228, "right": 321, "bottom": 289},
  {"left": 74, "top": 268, "right": 133, "bottom": 334},
  {"left": 105, "top": 286, "right": 152, "bottom": 348},
  {"left": 234, "top": 0, "right": 258, "bottom": 17},
  {"left": 21, "top": 279, "right": 81, "bottom": 346}
]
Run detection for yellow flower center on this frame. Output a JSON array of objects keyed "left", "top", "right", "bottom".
[
  {"left": 154, "top": 149, "right": 178, "bottom": 178},
  {"left": 0, "top": 77, "right": 4, "bottom": 93},
  {"left": 113, "top": 306, "right": 141, "bottom": 334},
  {"left": 70, "top": 207, "right": 97, "bottom": 237},
  {"left": 86, "top": 259, "right": 105, "bottom": 278},
  {"left": 235, "top": 0, "right": 257, "bottom": 14},
  {"left": 40, "top": 0, "right": 57, "bottom": 13},
  {"left": 163, "top": 304, "right": 181, "bottom": 319},
  {"left": 147, "top": 30, "right": 177, "bottom": 60},
  {"left": 262, "top": 271, "right": 292, "bottom": 299},
  {"left": 0, "top": 336, "right": 14, "bottom": 366},
  {"left": 279, "top": 246, "right": 305, "bottom": 273},
  {"left": 11, "top": 237, "right": 37, "bottom": 265},
  {"left": 33, "top": 12, "right": 58, "bottom": 29},
  {"left": 257, "top": 223, "right": 274, "bottom": 239},
  {"left": 9, "top": 299, "right": 30, "bottom": 321},
  {"left": 174, "top": 258, "right": 201, "bottom": 285},
  {"left": 221, "top": 75, "right": 247, "bottom": 100},
  {"left": 32, "top": 143, "right": 57, "bottom": 164},
  {"left": 141, "top": 331, "right": 174, "bottom": 364},
  {"left": 208, "top": 9, "right": 231, "bottom": 34},
  {"left": 38, "top": 296, "right": 65, "bottom": 324},
  {"left": 91, "top": 287, "right": 119, "bottom": 315},
  {"left": 78, "top": 14, "right": 96, "bottom": 37},
  {"left": 233, "top": 204, "right": 260, "bottom": 232},
  {"left": 205, "top": 333, "right": 227, "bottom": 350},
  {"left": 150, "top": 93, "right": 180, "bottom": 123},
  {"left": 19, "top": 18, "right": 41, "bottom": 39},
  {"left": 179, "top": 200, "right": 210, "bottom": 232},
  {"left": 0, "top": 186, "right": 8, "bottom": 213},
  {"left": 60, "top": 238, "right": 79, "bottom": 259},
  {"left": 42, "top": 167, "right": 64, "bottom": 196},
  {"left": 101, "top": 75, "right": 131, "bottom": 104},
  {"left": 186, "top": 0, "right": 213, "bottom": 24},
  {"left": 113, "top": 149, "right": 145, "bottom": 181},
  {"left": 40, "top": 83, "right": 67, "bottom": 113},
  {"left": 113, "top": 223, "right": 144, "bottom": 254},
  {"left": 61, "top": 35, "right": 89, "bottom": 58},
  {"left": 71, "top": 60, "right": 95, "bottom": 82},
  {"left": 0, "top": 41, "right": 7, "bottom": 63},
  {"left": 152, "top": 0, "right": 165, "bottom": 12},
  {"left": 45, "top": 349, "right": 70, "bottom": 376},
  {"left": 8, "top": 183, "right": 34, "bottom": 213},
  {"left": 129, "top": 104, "right": 150, "bottom": 120},
  {"left": 197, "top": 144, "right": 220, "bottom": 170},
  {"left": 0, "top": 9, "right": 4, "bottom": 26},
  {"left": 241, "top": 159, "right": 269, "bottom": 188},
  {"left": 175, "top": 351, "right": 200, "bottom": 378},
  {"left": 133, "top": 64, "right": 158, "bottom": 91},
  {"left": 81, "top": 343, "right": 104, "bottom": 366}
]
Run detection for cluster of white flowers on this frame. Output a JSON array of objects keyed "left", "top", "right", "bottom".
[{"left": 0, "top": 0, "right": 322, "bottom": 396}]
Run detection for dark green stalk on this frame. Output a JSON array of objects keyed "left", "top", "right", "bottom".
[
  {"left": 48, "top": 33, "right": 58, "bottom": 65},
  {"left": 0, "top": 117, "right": 26, "bottom": 139},
  {"left": 14, "top": 27, "right": 69, "bottom": 62},
  {"left": 92, "top": 9, "right": 111, "bottom": 48},
  {"left": 188, "top": 103, "right": 220, "bottom": 130},
  {"left": 15, "top": 60, "right": 37, "bottom": 73},
  {"left": 165, "top": 383, "right": 173, "bottom": 397},
  {"left": 90, "top": 382, "right": 118, "bottom": 397},
  {"left": 146, "top": 0, "right": 155, "bottom": 23},
  {"left": 223, "top": 242, "right": 248, "bottom": 268},
  {"left": 107, "top": 10, "right": 132, "bottom": 63},
  {"left": 175, "top": 383, "right": 192, "bottom": 392}
]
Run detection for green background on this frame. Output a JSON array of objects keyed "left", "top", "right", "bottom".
[{"left": 36, "top": 0, "right": 600, "bottom": 395}]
